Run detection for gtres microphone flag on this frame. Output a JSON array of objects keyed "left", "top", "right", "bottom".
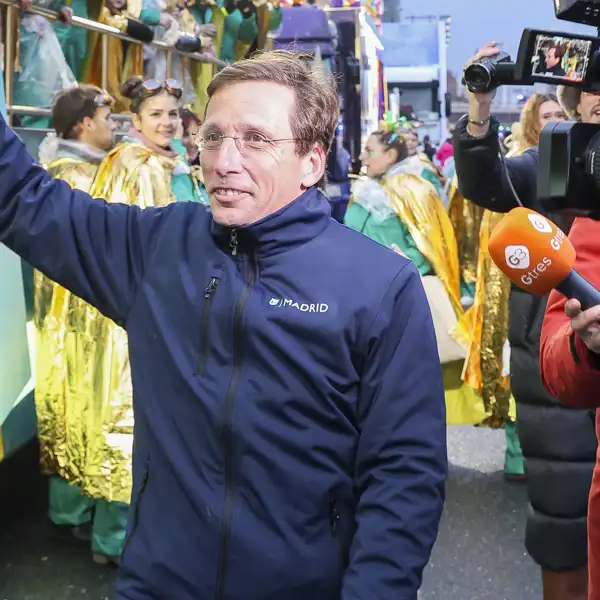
[{"left": 488, "top": 207, "right": 600, "bottom": 309}]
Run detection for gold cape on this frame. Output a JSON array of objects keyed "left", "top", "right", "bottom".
[
  {"left": 91, "top": 140, "right": 178, "bottom": 207},
  {"left": 447, "top": 176, "right": 484, "bottom": 287},
  {"left": 452, "top": 145, "right": 526, "bottom": 428},
  {"left": 381, "top": 173, "right": 482, "bottom": 424},
  {"left": 36, "top": 143, "right": 178, "bottom": 505},
  {"left": 34, "top": 157, "right": 105, "bottom": 488},
  {"left": 383, "top": 173, "right": 463, "bottom": 316},
  {"left": 81, "top": 7, "right": 145, "bottom": 113}
]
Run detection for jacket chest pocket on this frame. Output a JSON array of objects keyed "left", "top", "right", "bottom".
[{"left": 196, "top": 267, "right": 224, "bottom": 376}]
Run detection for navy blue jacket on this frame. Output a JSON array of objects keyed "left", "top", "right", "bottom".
[{"left": 0, "top": 119, "right": 447, "bottom": 600}]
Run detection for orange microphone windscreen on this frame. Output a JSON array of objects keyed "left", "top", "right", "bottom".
[{"left": 488, "top": 207, "right": 576, "bottom": 296}]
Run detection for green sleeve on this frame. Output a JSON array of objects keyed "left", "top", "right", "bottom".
[
  {"left": 268, "top": 6, "right": 281, "bottom": 30},
  {"left": 238, "top": 13, "right": 258, "bottom": 43},
  {"left": 421, "top": 168, "right": 442, "bottom": 196},
  {"left": 396, "top": 221, "right": 433, "bottom": 277},
  {"left": 140, "top": 8, "right": 160, "bottom": 25}
]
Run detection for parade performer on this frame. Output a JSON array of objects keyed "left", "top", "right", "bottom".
[
  {"left": 81, "top": 0, "right": 156, "bottom": 113},
  {"left": 34, "top": 86, "right": 125, "bottom": 564},
  {"left": 182, "top": 0, "right": 282, "bottom": 113},
  {"left": 344, "top": 130, "right": 481, "bottom": 424},
  {"left": 54, "top": 0, "right": 88, "bottom": 79}
]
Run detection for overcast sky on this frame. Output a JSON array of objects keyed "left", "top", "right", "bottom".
[{"left": 398, "top": 0, "right": 596, "bottom": 75}]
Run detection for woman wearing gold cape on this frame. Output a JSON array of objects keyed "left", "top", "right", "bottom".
[{"left": 344, "top": 130, "right": 480, "bottom": 423}]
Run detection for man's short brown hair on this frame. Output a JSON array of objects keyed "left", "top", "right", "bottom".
[
  {"left": 52, "top": 85, "right": 113, "bottom": 139},
  {"left": 206, "top": 50, "right": 340, "bottom": 160}
]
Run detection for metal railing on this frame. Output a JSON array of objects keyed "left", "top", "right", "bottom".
[{"left": 0, "top": 0, "right": 227, "bottom": 123}]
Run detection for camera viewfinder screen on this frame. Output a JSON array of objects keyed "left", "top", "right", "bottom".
[{"left": 531, "top": 34, "right": 592, "bottom": 82}]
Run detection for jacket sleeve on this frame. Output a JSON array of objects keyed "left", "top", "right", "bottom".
[
  {"left": 540, "top": 217, "right": 600, "bottom": 409},
  {"left": 342, "top": 263, "right": 447, "bottom": 600},
  {"left": 0, "top": 118, "right": 169, "bottom": 325},
  {"left": 452, "top": 115, "right": 538, "bottom": 213}
]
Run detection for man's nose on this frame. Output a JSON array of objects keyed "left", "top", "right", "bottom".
[{"left": 213, "top": 137, "right": 243, "bottom": 175}]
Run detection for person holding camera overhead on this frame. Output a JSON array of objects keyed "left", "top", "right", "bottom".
[
  {"left": 453, "top": 41, "right": 596, "bottom": 600},
  {"left": 540, "top": 86, "right": 600, "bottom": 600}
]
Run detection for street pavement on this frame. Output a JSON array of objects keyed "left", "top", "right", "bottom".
[{"left": 0, "top": 426, "right": 542, "bottom": 600}]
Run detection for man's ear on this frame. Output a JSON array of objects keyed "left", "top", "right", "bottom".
[{"left": 300, "top": 145, "right": 326, "bottom": 189}]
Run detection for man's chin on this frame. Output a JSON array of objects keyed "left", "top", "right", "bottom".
[{"left": 211, "top": 205, "right": 246, "bottom": 229}]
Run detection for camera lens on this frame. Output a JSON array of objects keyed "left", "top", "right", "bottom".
[
  {"left": 464, "top": 63, "right": 492, "bottom": 93},
  {"left": 584, "top": 132, "right": 600, "bottom": 197}
]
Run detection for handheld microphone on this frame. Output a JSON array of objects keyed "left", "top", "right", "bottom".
[{"left": 488, "top": 207, "right": 600, "bottom": 310}]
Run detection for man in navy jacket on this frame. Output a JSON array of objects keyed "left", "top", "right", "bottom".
[{"left": 0, "top": 51, "right": 447, "bottom": 599}]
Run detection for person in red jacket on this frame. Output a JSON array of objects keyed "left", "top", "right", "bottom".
[{"left": 541, "top": 216, "right": 600, "bottom": 600}]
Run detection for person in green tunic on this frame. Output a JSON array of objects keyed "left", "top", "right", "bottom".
[
  {"left": 14, "top": 0, "right": 77, "bottom": 128},
  {"left": 54, "top": 0, "right": 88, "bottom": 79}
]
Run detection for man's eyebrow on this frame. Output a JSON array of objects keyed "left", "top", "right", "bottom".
[{"left": 199, "top": 121, "right": 276, "bottom": 136}]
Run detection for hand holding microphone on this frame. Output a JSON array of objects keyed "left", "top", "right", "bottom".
[
  {"left": 565, "top": 299, "right": 600, "bottom": 354},
  {"left": 488, "top": 207, "right": 600, "bottom": 354}
]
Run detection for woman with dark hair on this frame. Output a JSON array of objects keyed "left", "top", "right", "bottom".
[{"left": 92, "top": 77, "right": 207, "bottom": 206}]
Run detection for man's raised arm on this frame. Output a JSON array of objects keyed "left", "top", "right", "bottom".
[{"left": 0, "top": 117, "right": 168, "bottom": 325}]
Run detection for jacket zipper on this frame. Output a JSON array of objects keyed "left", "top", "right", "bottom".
[
  {"left": 196, "top": 273, "right": 222, "bottom": 376},
  {"left": 214, "top": 230, "right": 256, "bottom": 600},
  {"left": 120, "top": 463, "right": 150, "bottom": 562}
]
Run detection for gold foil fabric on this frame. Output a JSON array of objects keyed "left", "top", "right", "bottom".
[
  {"left": 91, "top": 141, "right": 178, "bottom": 208},
  {"left": 458, "top": 210, "right": 512, "bottom": 428},
  {"left": 35, "top": 143, "right": 178, "bottom": 504},
  {"left": 453, "top": 145, "right": 528, "bottom": 427},
  {"left": 34, "top": 158, "right": 103, "bottom": 487},
  {"left": 383, "top": 173, "right": 463, "bottom": 318},
  {"left": 447, "top": 175, "right": 484, "bottom": 286}
]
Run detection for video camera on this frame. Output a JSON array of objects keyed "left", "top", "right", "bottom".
[{"left": 462, "top": 0, "right": 600, "bottom": 217}]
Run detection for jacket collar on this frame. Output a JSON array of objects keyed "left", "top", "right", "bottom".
[{"left": 210, "top": 187, "right": 331, "bottom": 259}]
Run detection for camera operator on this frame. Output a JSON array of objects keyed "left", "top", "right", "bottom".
[
  {"left": 453, "top": 41, "right": 596, "bottom": 600},
  {"left": 540, "top": 88, "right": 600, "bottom": 600}
]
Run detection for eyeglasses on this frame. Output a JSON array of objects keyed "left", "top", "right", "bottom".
[
  {"left": 197, "top": 131, "right": 302, "bottom": 154},
  {"left": 142, "top": 79, "right": 183, "bottom": 100}
]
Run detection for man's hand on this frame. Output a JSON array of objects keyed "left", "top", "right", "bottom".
[
  {"left": 565, "top": 298, "right": 600, "bottom": 354},
  {"left": 159, "top": 12, "right": 177, "bottom": 29},
  {"left": 464, "top": 41, "right": 500, "bottom": 135},
  {"left": 197, "top": 23, "right": 217, "bottom": 37},
  {"left": 58, "top": 6, "right": 74, "bottom": 23}
]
